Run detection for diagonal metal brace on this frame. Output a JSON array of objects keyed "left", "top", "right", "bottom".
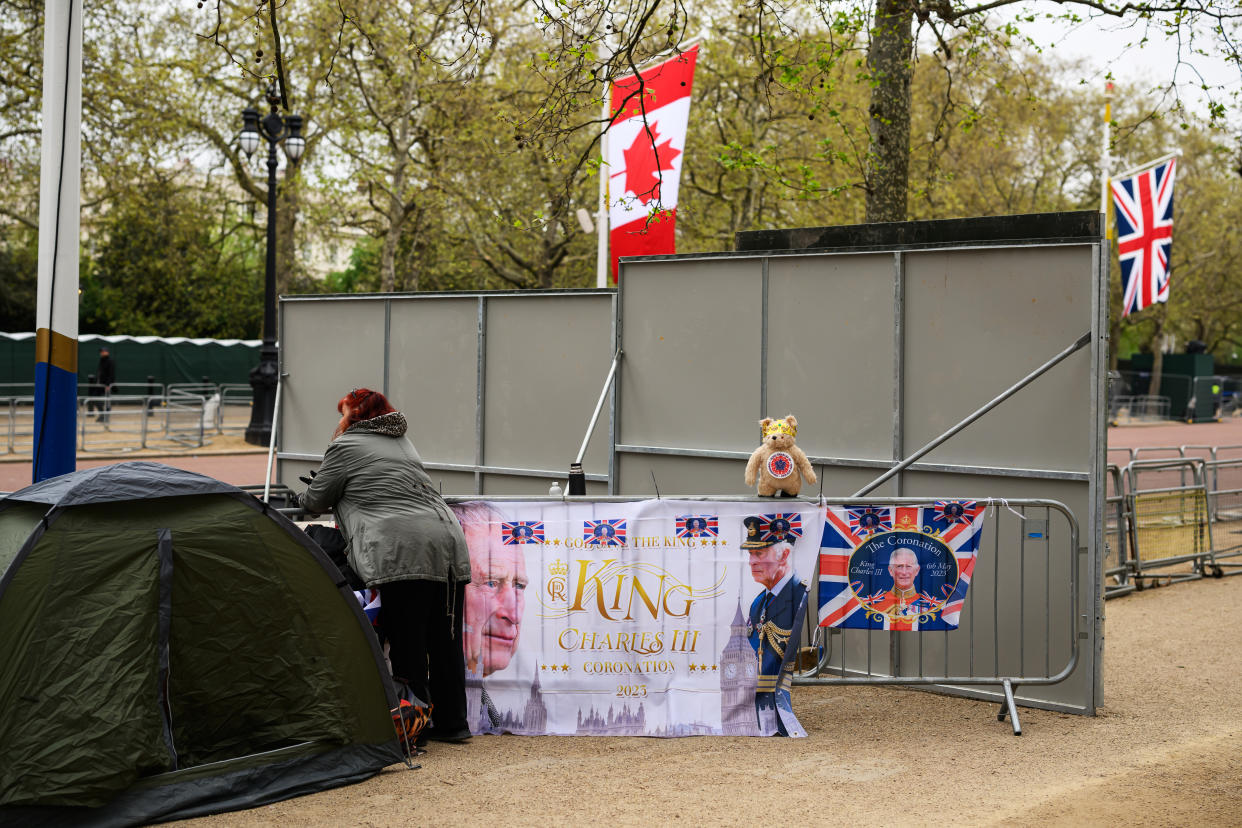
[{"left": 854, "top": 331, "right": 1092, "bottom": 497}]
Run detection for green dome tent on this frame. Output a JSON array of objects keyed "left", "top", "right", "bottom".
[{"left": 0, "top": 462, "right": 403, "bottom": 826}]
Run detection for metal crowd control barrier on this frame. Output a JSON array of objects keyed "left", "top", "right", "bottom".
[
  {"left": 163, "top": 389, "right": 209, "bottom": 448},
  {"left": 0, "top": 382, "right": 261, "bottom": 455},
  {"left": 1204, "top": 458, "right": 1242, "bottom": 576},
  {"left": 1106, "top": 447, "right": 1135, "bottom": 473},
  {"left": 218, "top": 384, "right": 253, "bottom": 434},
  {"left": 1109, "top": 395, "right": 1170, "bottom": 423},
  {"left": 1215, "top": 444, "right": 1242, "bottom": 462},
  {"left": 1104, "top": 465, "right": 1135, "bottom": 598},
  {"left": 1123, "top": 458, "right": 1214, "bottom": 586},
  {"left": 795, "top": 497, "right": 1081, "bottom": 737}
]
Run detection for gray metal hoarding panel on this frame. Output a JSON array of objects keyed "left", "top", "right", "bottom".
[
  {"left": 618, "top": 258, "right": 763, "bottom": 451},
  {"left": 388, "top": 297, "right": 480, "bottom": 466},
  {"left": 766, "top": 253, "right": 896, "bottom": 462},
  {"left": 482, "top": 294, "right": 613, "bottom": 477},
  {"left": 903, "top": 246, "right": 1092, "bottom": 473},
  {"left": 616, "top": 231, "right": 1102, "bottom": 718},
  {"left": 280, "top": 298, "right": 386, "bottom": 481}
]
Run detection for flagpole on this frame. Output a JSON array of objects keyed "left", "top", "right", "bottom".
[
  {"left": 1100, "top": 81, "right": 1112, "bottom": 221},
  {"left": 596, "top": 88, "right": 609, "bottom": 288}
]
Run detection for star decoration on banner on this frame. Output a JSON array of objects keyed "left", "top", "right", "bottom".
[
  {"left": 622, "top": 123, "right": 680, "bottom": 206},
  {"left": 562, "top": 664, "right": 570, "bottom": 672}
]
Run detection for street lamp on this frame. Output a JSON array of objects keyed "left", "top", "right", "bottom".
[{"left": 239, "top": 85, "right": 305, "bottom": 446}]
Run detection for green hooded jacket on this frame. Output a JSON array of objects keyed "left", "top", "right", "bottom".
[{"left": 298, "top": 411, "right": 470, "bottom": 586}]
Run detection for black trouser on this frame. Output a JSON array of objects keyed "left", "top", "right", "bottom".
[{"left": 379, "top": 578, "right": 467, "bottom": 733}]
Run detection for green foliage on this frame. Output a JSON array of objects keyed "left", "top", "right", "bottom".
[
  {"left": 0, "top": 225, "right": 38, "bottom": 332},
  {"left": 84, "top": 177, "right": 264, "bottom": 338},
  {"left": 322, "top": 238, "right": 382, "bottom": 293}
]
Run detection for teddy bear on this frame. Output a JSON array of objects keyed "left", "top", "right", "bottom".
[{"left": 744, "top": 415, "right": 817, "bottom": 497}]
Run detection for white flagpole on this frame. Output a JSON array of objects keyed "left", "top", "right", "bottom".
[
  {"left": 32, "top": 0, "right": 83, "bottom": 482},
  {"left": 596, "top": 87, "right": 610, "bottom": 289}
]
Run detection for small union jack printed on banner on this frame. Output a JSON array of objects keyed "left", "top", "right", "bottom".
[
  {"left": 931, "top": 500, "right": 983, "bottom": 528},
  {"left": 758, "top": 513, "right": 802, "bottom": 543},
  {"left": 502, "top": 521, "right": 545, "bottom": 545},
  {"left": 847, "top": 507, "right": 891, "bottom": 537},
  {"left": 584, "top": 519, "right": 627, "bottom": 547},
  {"left": 1112, "top": 157, "right": 1175, "bottom": 317},
  {"left": 817, "top": 503, "right": 987, "bottom": 631},
  {"left": 676, "top": 514, "right": 719, "bottom": 538}
]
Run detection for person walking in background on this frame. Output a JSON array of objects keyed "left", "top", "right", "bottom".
[
  {"left": 295, "top": 387, "right": 473, "bottom": 746},
  {"left": 96, "top": 346, "right": 115, "bottom": 424}
]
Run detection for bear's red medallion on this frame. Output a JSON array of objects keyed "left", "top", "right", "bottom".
[{"left": 766, "top": 451, "right": 795, "bottom": 479}]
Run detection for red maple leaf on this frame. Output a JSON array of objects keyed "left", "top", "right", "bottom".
[{"left": 622, "top": 123, "right": 681, "bottom": 206}]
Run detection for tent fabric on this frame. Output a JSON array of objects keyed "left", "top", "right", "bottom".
[
  {"left": 0, "top": 462, "right": 403, "bottom": 825},
  {"left": 2, "top": 461, "right": 240, "bottom": 508}
]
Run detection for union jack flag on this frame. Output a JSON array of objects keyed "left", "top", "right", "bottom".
[
  {"left": 931, "top": 500, "right": 983, "bottom": 528},
  {"left": 354, "top": 589, "right": 382, "bottom": 625},
  {"left": 847, "top": 506, "right": 891, "bottom": 537},
  {"left": 758, "top": 513, "right": 802, "bottom": 542},
  {"left": 817, "top": 504, "right": 987, "bottom": 631},
  {"left": 584, "top": 518, "right": 627, "bottom": 546},
  {"left": 1112, "top": 157, "right": 1176, "bottom": 317},
  {"left": 676, "top": 514, "right": 718, "bottom": 537},
  {"left": 502, "top": 521, "right": 545, "bottom": 545}
]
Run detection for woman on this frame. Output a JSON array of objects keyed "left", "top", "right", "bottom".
[{"left": 297, "top": 388, "right": 472, "bottom": 743}]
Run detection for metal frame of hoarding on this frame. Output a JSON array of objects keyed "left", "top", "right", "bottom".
[
  {"left": 273, "top": 216, "right": 1106, "bottom": 720},
  {"left": 614, "top": 227, "right": 1108, "bottom": 719},
  {"left": 274, "top": 290, "right": 618, "bottom": 491}
]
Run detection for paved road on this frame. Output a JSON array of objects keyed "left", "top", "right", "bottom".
[
  {"left": 0, "top": 452, "right": 269, "bottom": 493},
  {"left": 1106, "top": 416, "right": 1242, "bottom": 451}
]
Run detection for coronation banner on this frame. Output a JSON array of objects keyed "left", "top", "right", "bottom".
[
  {"left": 451, "top": 499, "right": 823, "bottom": 737},
  {"left": 817, "top": 502, "right": 988, "bottom": 631}
]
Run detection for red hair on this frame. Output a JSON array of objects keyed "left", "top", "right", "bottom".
[{"left": 336, "top": 387, "right": 396, "bottom": 434}]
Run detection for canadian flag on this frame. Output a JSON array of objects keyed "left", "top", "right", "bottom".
[{"left": 606, "top": 45, "right": 699, "bottom": 282}]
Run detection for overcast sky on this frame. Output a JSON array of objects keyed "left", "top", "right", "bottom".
[{"left": 1001, "top": 5, "right": 1241, "bottom": 125}]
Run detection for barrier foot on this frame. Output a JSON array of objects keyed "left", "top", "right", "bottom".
[{"left": 997, "top": 679, "right": 1022, "bottom": 736}]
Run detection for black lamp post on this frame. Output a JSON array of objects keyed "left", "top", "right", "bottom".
[{"left": 239, "top": 85, "right": 305, "bottom": 446}]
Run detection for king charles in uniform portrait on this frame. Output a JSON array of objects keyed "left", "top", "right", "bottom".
[
  {"left": 743, "top": 515, "right": 808, "bottom": 737},
  {"left": 870, "top": 546, "right": 936, "bottom": 617}
]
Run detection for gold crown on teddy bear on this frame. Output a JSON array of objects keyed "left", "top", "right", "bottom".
[{"left": 762, "top": 419, "right": 797, "bottom": 439}]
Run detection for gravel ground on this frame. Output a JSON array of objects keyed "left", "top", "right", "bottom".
[{"left": 177, "top": 572, "right": 1242, "bottom": 827}]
